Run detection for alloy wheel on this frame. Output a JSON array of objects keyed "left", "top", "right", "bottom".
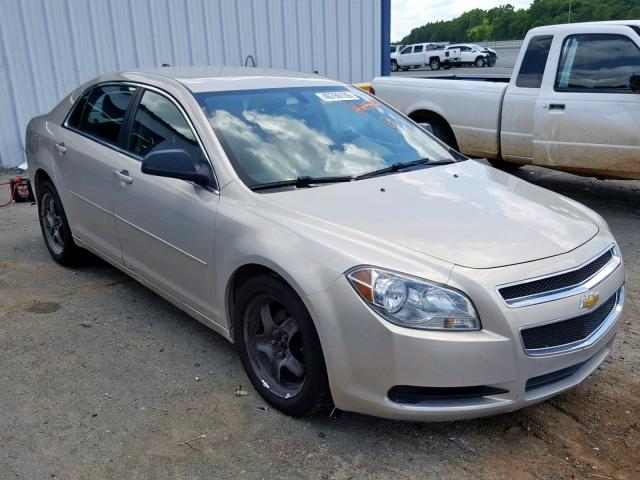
[
  {"left": 243, "top": 294, "right": 306, "bottom": 399},
  {"left": 41, "top": 192, "right": 64, "bottom": 255}
]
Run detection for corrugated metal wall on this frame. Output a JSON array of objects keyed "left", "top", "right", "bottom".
[{"left": 0, "top": 0, "right": 383, "bottom": 167}]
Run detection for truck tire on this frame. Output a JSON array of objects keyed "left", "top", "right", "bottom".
[
  {"left": 429, "top": 58, "right": 441, "bottom": 70},
  {"left": 488, "top": 158, "right": 523, "bottom": 171},
  {"left": 442, "top": 62, "right": 452, "bottom": 70},
  {"left": 475, "top": 56, "right": 486, "bottom": 67},
  {"left": 401, "top": 66, "right": 409, "bottom": 71},
  {"left": 391, "top": 60, "right": 399, "bottom": 72}
]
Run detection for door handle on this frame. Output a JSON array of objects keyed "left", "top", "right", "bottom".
[
  {"left": 54, "top": 142, "right": 67, "bottom": 155},
  {"left": 113, "top": 169, "right": 133, "bottom": 184},
  {"left": 549, "top": 103, "right": 565, "bottom": 111}
]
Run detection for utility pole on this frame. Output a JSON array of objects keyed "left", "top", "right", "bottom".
[{"left": 568, "top": 0, "right": 572, "bottom": 23}]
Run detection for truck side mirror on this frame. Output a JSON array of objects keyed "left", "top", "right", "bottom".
[{"left": 630, "top": 74, "right": 640, "bottom": 93}]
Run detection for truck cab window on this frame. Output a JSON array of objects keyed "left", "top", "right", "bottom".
[
  {"left": 400, "top": 46, "right": 412, "bottom": 54},
  {"left": 555, "top": 34, "right": 640, "bottom": 93},
  {"left": 516, "top": 35, "right": 553, "bottom": 88},
  {"left": 414, "top": 45, "right": 423, "bottom": 53}
]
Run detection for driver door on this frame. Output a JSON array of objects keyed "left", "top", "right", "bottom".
[{"left": 112, "top": 88, "right": 220, "bottom": 317}]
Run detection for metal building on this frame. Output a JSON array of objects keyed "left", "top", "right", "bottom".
[{"left": 0, "top": 0, "right": 391, "bottom": 167}]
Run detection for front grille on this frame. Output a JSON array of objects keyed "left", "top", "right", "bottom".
[
  {"left": 521, "top": 292, "right": 617, "bottom": 351},
  {"left": 500, "top": 249, "right": 612, "bottom": 301}
]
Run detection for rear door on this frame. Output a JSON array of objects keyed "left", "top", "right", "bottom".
[
  {"left": 57, "top": 84, "right": 138, "bottom": 261},
  {"left": 112, "top": 87, "right": 220, "bottom": 316},
  {"left": 533, "top": 27, "right": 640, "bottom": 178}
]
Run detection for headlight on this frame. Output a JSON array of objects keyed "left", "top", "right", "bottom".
[{"left": 346, "top": 267, "right": 481, "bottom": 331}]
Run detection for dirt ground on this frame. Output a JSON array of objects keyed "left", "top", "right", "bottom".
[{"left": 1, "top": 164, "right": 638, "bottom": 480}]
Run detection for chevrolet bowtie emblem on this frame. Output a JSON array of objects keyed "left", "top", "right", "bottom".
[{"left": 580, "top": 291, "right": 600, "bottom": 310}]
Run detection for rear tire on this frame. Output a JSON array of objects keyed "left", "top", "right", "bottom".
[
  {"left": 391, "top": 60, "right": 399, "bottom": 72},
  {"left": 37, "top": 180, "right": 82, "bottom": 266},
  {"left": 442, "top": 62, "right": 452, "bottom": 70},
  {"left": 234, "top": 274, "right": 330, "bottom": 416},
  {"left": 401, "top": 66, "right": 409, "bottom": 71},
  {"left": 488, "top": 158, "right": 523, "bottom": 171}
]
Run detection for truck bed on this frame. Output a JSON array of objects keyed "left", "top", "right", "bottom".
[{"left": 373, "top": 76, "right": 509, "bottom": 159}]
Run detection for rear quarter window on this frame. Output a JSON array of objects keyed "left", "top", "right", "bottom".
[{"left": 516, "top": 35, "right": 553, "bottom": 88}]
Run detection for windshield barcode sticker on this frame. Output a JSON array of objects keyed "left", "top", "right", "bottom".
[{"left": 315, "top": 91, "right": 360, "bottom": 102}]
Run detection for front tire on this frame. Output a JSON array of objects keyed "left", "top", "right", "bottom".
[
  {"left": 429, "top": 58, "right": 441, "bottom": 70},
  {"left": 37, "top": 180, "right": 82, "bottom": 265},
  {"left": 235, "top": 274, "right": 330, "bottom": 416},
  {"left": 391, "top": 60, "right": 399, "bottom": 72},
  {"left": 475, "top": 56, "right": 486, "bottom": 67}
]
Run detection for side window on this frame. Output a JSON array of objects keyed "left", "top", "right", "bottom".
[
  {"left": 400, "top": 46, "right": 412, "bottom": 54},
  {"left": 516, "top": 35, "right": 553, "bottom": 88},
  {"left": 76, "top": 85, "right": 137, "bottom": 144},
  {"left": 129, "top": 90, "right": 202, "bottom": 161},
  {"left": 555, "top": 34, "right": 640, "bottom": 93},
  {"left": 66, "top": 89, "right": 91, "bottom": 129},
  {"left": 414, "top": 45, "right": 423, "bottom": 53}
]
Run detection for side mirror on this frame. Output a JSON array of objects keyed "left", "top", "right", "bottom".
[
  {"left": 141, "top": 148, "right": 212, "bottom": 187},
  {"left": 630, "top": 74, "right": 640, "bottom": 93}
]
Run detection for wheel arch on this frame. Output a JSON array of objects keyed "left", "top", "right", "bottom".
[
  {"left": 33, "top": 168, "right": 54, "bottom": 200},
  {"left": 408, "top": 109, "right": 459, "bottom": 150},
  {"left": 225, "top": 262, "right": 308, "bottom": 343}
]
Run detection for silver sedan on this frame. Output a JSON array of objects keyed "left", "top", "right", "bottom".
[{"left": 26, "top": 67, "right": 624, "bottom": 420}]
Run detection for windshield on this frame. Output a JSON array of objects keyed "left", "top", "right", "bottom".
[{"left": 194, "top": 86, "right": 455, "bottom": 188}]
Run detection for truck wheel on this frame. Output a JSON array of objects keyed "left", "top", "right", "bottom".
[
  {"left": 489, "top": 158, "right": 523, "bottom": 171},
  {"left": 443, "top": 62, "right": 452, "bottom": 70},
  {"left": 401, "top": 66, "right": 409, "bottom": 71},
  {"left": 429, "top": 58, "right": 441, "bottom": 70},
  {"left": 391, "top": 60, "right": 399, "bottom": 72},
  {"left": 475, "top": 57, "right": 486, "bottom": 67}
]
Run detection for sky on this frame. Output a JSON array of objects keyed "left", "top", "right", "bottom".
[{"left": 392, "top": 0, "right": 533, "bottom": 41}]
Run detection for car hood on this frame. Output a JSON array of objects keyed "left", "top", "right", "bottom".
[{"left": 264, "top": 161, "right": 599, "bottom": 269}]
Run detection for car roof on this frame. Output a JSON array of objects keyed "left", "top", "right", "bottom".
[{"left": 96, "top": 66, "right": 343, "bottom": 93}]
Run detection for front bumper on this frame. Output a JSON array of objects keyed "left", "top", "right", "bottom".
[{"left": 304, "top": 240, "right": 625, "bottom": 421}]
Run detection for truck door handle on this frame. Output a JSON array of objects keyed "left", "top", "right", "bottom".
[
  {"left": 549, "top": 103, "right": 565, "bottom": 111},
  {"left": 113, "top": 169, "right": 133, "bottom": 184},
  {"left": 54, "top": 142, "right": 67, "bottom": 155}
]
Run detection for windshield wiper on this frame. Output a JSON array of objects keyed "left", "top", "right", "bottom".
[
  {"left": 250, "top": 175, "right": 353, "bottom": 191},
  {"left": 354, "top": 158, "right": 454, "bottom": 180}
]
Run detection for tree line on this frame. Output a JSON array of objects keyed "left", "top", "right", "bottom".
[{"left": 398, "top": 0, "right": 640, "bottom": 44}]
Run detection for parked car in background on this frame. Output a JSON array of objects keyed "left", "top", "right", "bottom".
[
  {"left": 26, "top": 66, "right": 625, "bottom": 421},
  {"left": 397, "top": 43, "right": 461, "bottom": 71},
  {"left": 373, "top": 21, "right": 640, "bottom": 180},
  {"left": 390, "top": 44, "right": 404, "bottom": 72},
  {"left": 446, "top": 44, "right": 497, "bottom": 67}
]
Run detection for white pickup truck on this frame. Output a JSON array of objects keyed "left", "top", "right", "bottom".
[
  {"left": 396, "top": 43, "right": 462, "bottom": 71},
  {"left": 373, "top": 21, "right": 640, "bottom": 180}
]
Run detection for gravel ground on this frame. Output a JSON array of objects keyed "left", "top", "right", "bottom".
[{"left": 1, "top": 164, "right": 639, "bottom": 479}]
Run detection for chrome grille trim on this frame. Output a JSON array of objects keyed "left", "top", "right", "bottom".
[
  {"left": 520, "top": 285, "right": 624, "bottom": 357},
  {"left": 496, "top": 245, "right": 620, "bottom": 308}
]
